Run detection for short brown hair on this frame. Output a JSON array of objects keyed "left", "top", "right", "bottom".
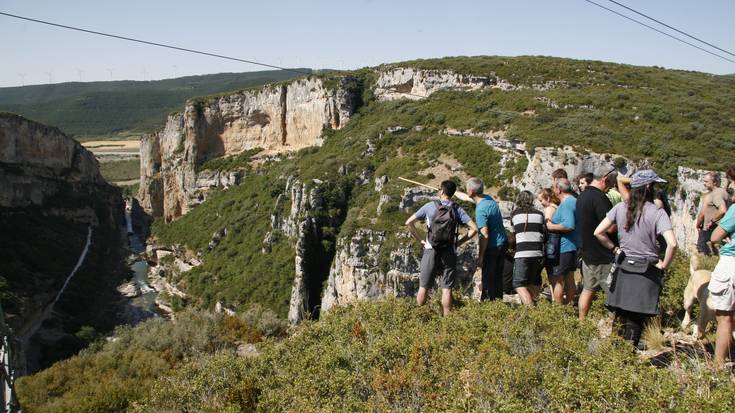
[
  {"left": 727, "top": 165, "right": 735, "bottom": 182},
  {"left": 552, "top": 168, "right": 568, "bottom": 180}
]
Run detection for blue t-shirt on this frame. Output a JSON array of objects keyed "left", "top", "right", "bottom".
[
  {"left": 475, "top": 195, "right": 507, "bottom": 248},
  {"left": 718, "top": 204, "right": 735, "bottom": 257},
  {"left": 552, "top": 196, "right": 579, "bottom": 253}
]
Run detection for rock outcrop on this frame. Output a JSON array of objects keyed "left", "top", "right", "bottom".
[
  {"left": 670, "top": 167, "right": 730, "bottom": 250},
  {"left": 320, "top": 229, "right": 481, "bottom": 314},
  {"left": 0, "top": 113, "right": 125, "bottom": 373},
  {"left": 139, "top": 77, "right": 360, "bottom": 222},
  {"left": 0, "top": 113, "right": 106, "bottom": 209},
  {"left": 374, "top": 68, "right": 493, "bottom": 100}
]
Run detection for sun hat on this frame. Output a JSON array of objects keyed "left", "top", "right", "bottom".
[{"left": 630, "top": 169, "right": 666, "bottom": 188}]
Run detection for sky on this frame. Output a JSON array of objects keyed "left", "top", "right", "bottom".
[{"left": 1, "top": 0, "right": 733, "bottom": 87}]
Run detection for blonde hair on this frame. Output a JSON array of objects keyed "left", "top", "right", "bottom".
[{"left": 539, "top": 188, "right": 560, "bottom": 205}]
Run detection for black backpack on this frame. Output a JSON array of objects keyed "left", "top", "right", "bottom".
[{"left": 428, "top": 201, "right": 459, "bottom": 249}]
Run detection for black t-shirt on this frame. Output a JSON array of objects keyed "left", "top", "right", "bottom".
[{"left": 576, "top": 186, "right": 614, "bottom": 264}]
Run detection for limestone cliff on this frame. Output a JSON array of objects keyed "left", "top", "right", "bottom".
[
  {"left": 139, "top": 77, "right": 360, "bottom": 222},
  {"left": 0, "top": 113, "right": 106, "bottom": 209},
  {"left": 374, "top": 68, "right": 493, "bottom": 100},
  {"left": 0, "top": 113, "right": 125, "bottom": 373}
]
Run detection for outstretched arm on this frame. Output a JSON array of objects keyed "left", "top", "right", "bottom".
[{"left": 457, "top": 220, "right": 478, "bottom": 247}]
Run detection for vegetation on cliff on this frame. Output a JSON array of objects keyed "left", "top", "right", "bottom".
[
  {"left": 149, "top": 55, "right": 734, "bottom": 317},
  {"left": 17, "top": 279, "right": 735, "bottom": 412},
  {"left": 15, "top": 56, "right": 735, "bottom": 411}
]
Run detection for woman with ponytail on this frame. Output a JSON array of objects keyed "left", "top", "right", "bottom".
[{"left": 593, "top": 170, "right": 678, "bottom": 348}]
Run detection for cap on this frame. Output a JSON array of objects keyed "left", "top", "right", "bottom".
[
  {"left": 593, "top": 164, "right": 616, "bottom": 179},
  {"left": 630, "top": 169, "right": 666, "bottom": 188}
]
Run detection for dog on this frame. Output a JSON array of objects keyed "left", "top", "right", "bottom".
[{"left": 681, "top": 253, "right": 715, "bottom": 338}]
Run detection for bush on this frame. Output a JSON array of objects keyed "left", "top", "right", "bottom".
[
  {"left": 16, "top": 308, "right": 285, "bottom": 412},
  {"left": 141, "top": 300, "right": 735, "bottom": 412}
]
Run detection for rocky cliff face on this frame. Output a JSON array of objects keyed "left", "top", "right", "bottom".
[
  {"left": 0, "top": 113, "right": 105, "bottom": 209},
  {"left": 670, "top": 167, "right": 731, "bottom": 250},
  {"left": 141, "top": 66, "right": 730, "bottom": 322},
  {"left": 139, "top": 77, "right": 360, "bottom": 222},
  {"left": 0, "top": 113, "right": 125, "bottom": 373},
  {"left": 375, "top": 68, "right": 493, "bottom": 100},
  {"left": 373, "top": 67, "right": 567, "bottom": 101}
]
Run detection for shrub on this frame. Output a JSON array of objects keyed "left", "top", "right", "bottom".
[{"left": 141, "top": 300, "right": 735, "bottom": 412}]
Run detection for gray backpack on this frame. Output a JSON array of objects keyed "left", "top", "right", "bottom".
[{"left": 428, "top": 201, "right": 459, "bottom": 249}]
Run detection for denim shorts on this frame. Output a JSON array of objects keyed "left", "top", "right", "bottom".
[
  {"left": 512, "top": 256, "right": 543, "bottom": 288},
  {"left": 551, "top": 251, "right": 578, "bottom": 277}
]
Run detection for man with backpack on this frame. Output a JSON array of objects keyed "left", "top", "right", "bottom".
[{"left": 406, "top": 180, "right": 478, "bottom": 315}]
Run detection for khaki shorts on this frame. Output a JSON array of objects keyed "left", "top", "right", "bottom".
[
  {"left": 582, "top": 261, "right": 611, "bottom": 292},
  {"left": 708, "top": 255, "right": 735, "bottom": 312}
]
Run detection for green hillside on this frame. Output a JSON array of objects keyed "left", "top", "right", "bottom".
[
  {"left": 16, "top": 292, "right": 735, "bottom": 412},
  {"left": 153, "top": 56, "right": 735, "bottom": 316},
  {"left": 0, "top": 70, "right": 307, "bottom": 138},
  {"left": 15, "top": 56, "right": 735, "bottom": 411}
]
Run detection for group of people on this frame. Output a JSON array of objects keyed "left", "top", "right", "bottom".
[{"left": 405, "top": 166, "right": 735, "bottom": 365}]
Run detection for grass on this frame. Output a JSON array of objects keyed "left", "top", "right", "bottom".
[
  {"left": 197, "top": 148, "right": 263, "bottom": 172},
  {"left": 98, "top": 158, "right": 140, "bottom": 182}
]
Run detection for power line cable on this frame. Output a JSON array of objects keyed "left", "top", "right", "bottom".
[
  {"left": 606, "top": 0, "right": 735, "bottom": 58},
  {"left": 0, "top": 11, "right": 314, "bottom": 76},
  {"left": 0, "top": 11, "right": 495, "bottom": 108},
  {"left": 582, "top": 0, "right": 735, "bottom": 64}
]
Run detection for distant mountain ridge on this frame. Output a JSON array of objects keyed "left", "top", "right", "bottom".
[{"left": 0, "top": 69, "right": 309, "bottom": 138}]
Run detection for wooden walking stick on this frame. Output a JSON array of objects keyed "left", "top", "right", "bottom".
[{"left": 397, "top": 177, "right": 472, "bottom": 202}]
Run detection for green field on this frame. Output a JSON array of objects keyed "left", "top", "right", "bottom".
[{"left": 98, "top": 159, "right": 140, "bottom": 183}]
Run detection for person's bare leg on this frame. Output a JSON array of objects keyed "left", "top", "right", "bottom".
[
  {"left": 529, "top": 285, "right": 541, "bottom": 300},
  {"left": 516, "top": 287, "right": 533, "bottom": 305},
  {"left": 440, "top": 288, "right": 452, "bottom": 316},
  {"left": 550, "top": 276, "right": 564, "bottom": 304},
  {"left": 417, "top": 287, "right": 428, "bottom": 306},
  {"left": 578, "top": 289, "right": 595, "bottom": 320},
  {"left": 564, "top": 273, "right": 576, "bottom": 305},
  {"left": 714, "top": 310, "right": 733, "bottom": 366}
]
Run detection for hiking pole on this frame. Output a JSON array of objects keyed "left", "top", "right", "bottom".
[{"left": 397, "top": 177, "right": 473, "bottom": 202}]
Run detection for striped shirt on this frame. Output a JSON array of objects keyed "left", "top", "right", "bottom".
[{"left": 511, "top": 208, "right": 545, "bottom": 259}]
